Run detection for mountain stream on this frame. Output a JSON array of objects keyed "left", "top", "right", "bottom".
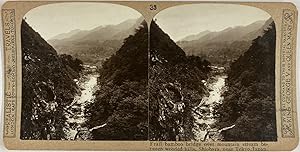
[
  {"left": 192, "top": 66, "right": 234, "bottom": 141},
  {"left": 64, "top": 65, "right": 100, "bottom": 140}
]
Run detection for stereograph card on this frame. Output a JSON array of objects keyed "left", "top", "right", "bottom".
[{"left": 1, "top": 0, "right": 299, "bottom": 151}]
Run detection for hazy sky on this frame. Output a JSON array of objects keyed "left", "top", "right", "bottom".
[
  {"left": 155, "top": 4, "right": 271, "bottom": 41},
  {"left": 24, "top": 3, "right": 141, "bottom": 40}
]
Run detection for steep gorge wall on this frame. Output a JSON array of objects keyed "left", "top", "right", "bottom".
[{"left": 21, "top": 20, "right": 82, "bottom": 139}]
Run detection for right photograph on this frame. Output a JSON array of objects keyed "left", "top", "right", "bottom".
[{"left": 149, "top": 4, "right": 276, "bottom": 141}]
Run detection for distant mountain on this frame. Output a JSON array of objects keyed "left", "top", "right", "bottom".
[
  {"left": 49, "top": 29, "right": 83, "bottom": 40},
  {"left": 177, "top": 19, "right": 272, "bottom": 65},
  {"left": 181, "top": 30, "right": 210, "bottom": 41},
  {"left": 178, "top": 20, "right": 266, "bottom": 43},
  {"left": 242, "top": 18, "right": 273, "bottom": 40},
  {"left": 21, "top": 20, "right": 82, "bottom": 140},
  {"left": 48, "top": 17, "right": 144, "bottom": 66}
]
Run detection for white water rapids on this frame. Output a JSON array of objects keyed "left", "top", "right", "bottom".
[
  {"left": 64, "top": 65, "right": 99, "bottom": 140},
  {"left": 193, "top": 66, "right": 228, "bottom": 141}
]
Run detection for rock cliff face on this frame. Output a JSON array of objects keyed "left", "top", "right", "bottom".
[
  {"left": 216, "top": 22, "right": 277, "bottom": 141},
  {"left": 21, "top": 20, "right": 82, "bottom": 140},
  {"left": 149, "top": 21, "right": 211, "bottom": 141}
]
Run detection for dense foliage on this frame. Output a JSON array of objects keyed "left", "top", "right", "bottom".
[
  {"left": 216, "top": 22, "right": 277, "bottom": 141},
  {"left": 59, "top": 54, "right": 84, "bottom": 73},
  {"left": 84, "top": 21, "right": 148, "bottom": 140},
  {"left": 21, "top": 20, "right": 83, "bottom": 139},
  {"left": 149, "top": 21, "right": 211, "bottom": 141}
]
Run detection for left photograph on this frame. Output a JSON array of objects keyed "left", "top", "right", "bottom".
[{"left": 21, "top": 3, "right": 148, "bottom": 140}]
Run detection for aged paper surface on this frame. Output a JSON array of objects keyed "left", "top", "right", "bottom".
[{"left": 1, "top": 0, "right": 298, "bottom": 151}]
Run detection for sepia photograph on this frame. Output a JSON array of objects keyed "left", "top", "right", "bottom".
[
  {"left": 149, "top": 4, "right": 277, "bottom": 141},
  {"left": 1, "top": 0, "right": 299, "bottom": 151},
  {"left": 21, "top": 2, "right": 148, "bottom": 140}
]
